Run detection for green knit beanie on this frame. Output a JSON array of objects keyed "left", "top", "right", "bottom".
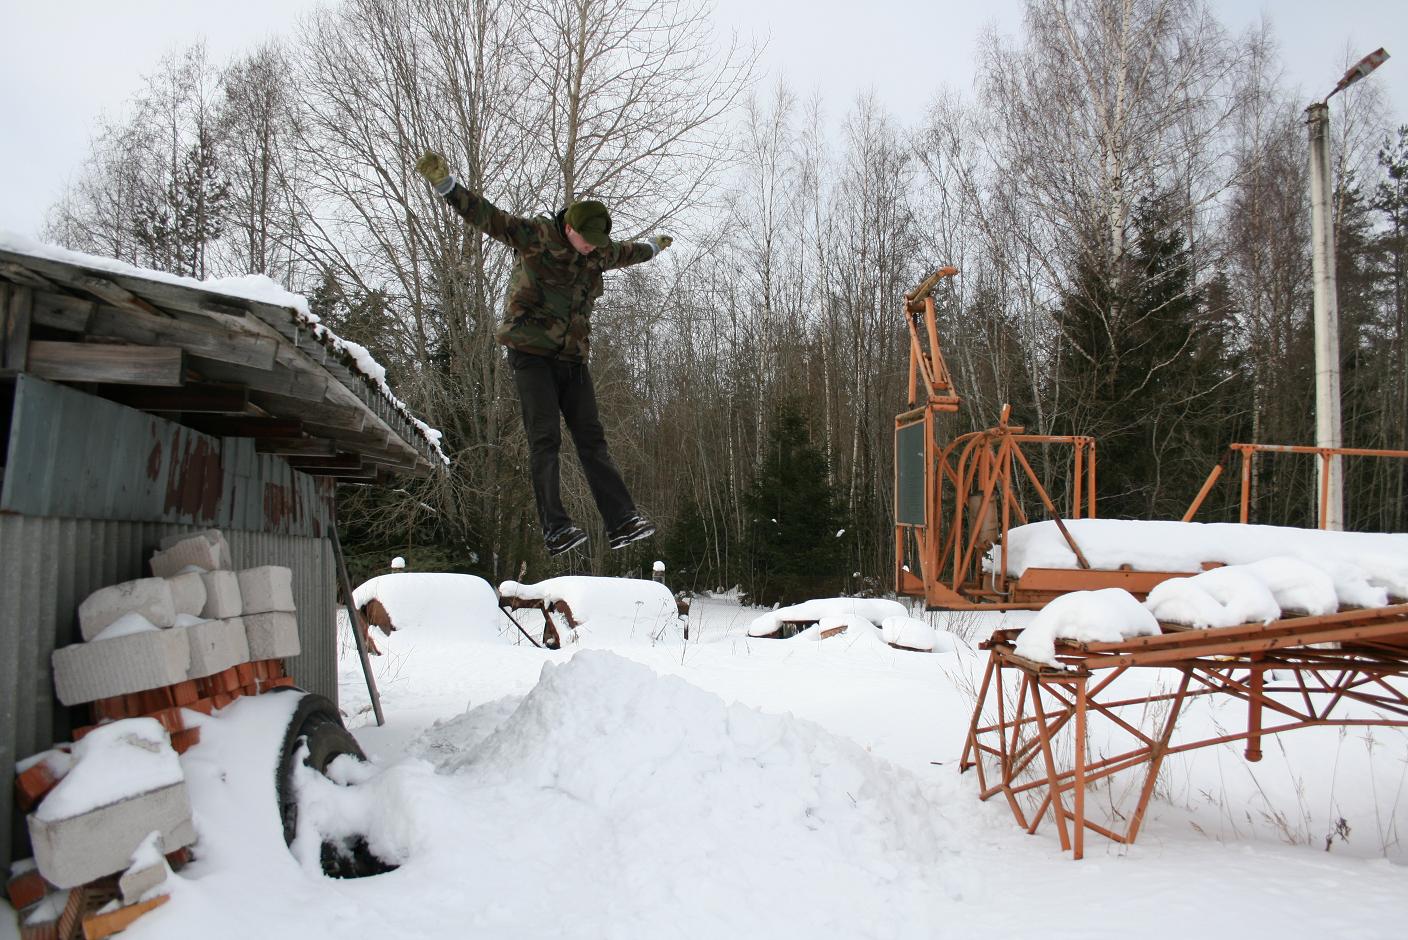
[{"left": 564, "top": 200, "right": 612, "bottom": 247}]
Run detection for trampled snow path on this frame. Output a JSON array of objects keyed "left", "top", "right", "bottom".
[{"left": 109, "top": 594, "right": 1408, "bottom": 939}]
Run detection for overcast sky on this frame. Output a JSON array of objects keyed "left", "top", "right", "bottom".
[{"left": 2, "top": 0, "right": 1405, "bottom": 238}]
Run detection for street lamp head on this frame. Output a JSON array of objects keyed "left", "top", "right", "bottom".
[{"left": 1326, "top": 47, "right": 1389, "bottom": 101}]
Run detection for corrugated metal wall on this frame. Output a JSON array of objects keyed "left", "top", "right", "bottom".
[{"left": 0, "top": 377, "right": 342, "bottom": 865}]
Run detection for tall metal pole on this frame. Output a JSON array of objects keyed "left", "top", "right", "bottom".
[{"left": 1305, "top": 101, "right": 1344, "bottom": 531}]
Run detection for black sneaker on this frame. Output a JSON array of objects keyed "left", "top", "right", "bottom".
[
  {"left": 607, "top": 513, "right": 656, "bottom": 550},
  {"left": 545, "top": 525, "right": 588, "bottom": 557}
]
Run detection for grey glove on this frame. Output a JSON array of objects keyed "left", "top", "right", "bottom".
[{"left": 647, "top": 234, "right": 673, "bottom": 255}]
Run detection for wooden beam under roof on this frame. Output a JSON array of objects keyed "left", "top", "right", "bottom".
[
  {"left": 285, "top": 453, "right": 365, "bottom": 472},
  {"left": 188, "top": 353, "right": 328, "bottom": 402},
  {"left": 256, "top": 438, "right": 337, "bottom": 457},
  {"left": 186, "top": 415, "right": 304, "bottom": 438},
  {"left": 33, "top": 292, "right": 278, "bottom": 371},
  {"left": 250, "top": 390, "right": 365, "bottom": 432},
  {"left": 105, "top": 383, "right": 251, "bottom": 414},
  {"left": 27, "top": 340, "right": 184, "bottom": 386}
]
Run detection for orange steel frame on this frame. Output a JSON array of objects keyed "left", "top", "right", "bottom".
[
  {"left": 1183, "top": 442, "right": 1408, "bottom": 526},
  {"left": 961, "top": 605, "right": 1408, "bottom": 858},
  {"left": 893, "top": 268, "right": 1181, "bottom": 610},
  {"left": 894, "top": 272, "right": 1408, "bottom": 859}
]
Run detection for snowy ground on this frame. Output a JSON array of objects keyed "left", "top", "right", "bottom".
[{"left": 56, "top": 588, "right": 1408, "bottom": 939}]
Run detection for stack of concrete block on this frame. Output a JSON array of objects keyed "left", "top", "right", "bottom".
[
  {"left": 238, "top": 566, "right": 301, "bottom": 659},
  {"left": 25, "top": 721, "right": 195, "bottom": 891},
  {"left": 149, "top": 529, "right": 232, "bottom": 578},
  {"left": 52, "top": 625, "right": 190, "bottom": 708},
  {"left": 77, "top": 579, "right": 175, "bottom": 640},
  {"left": 183, "top": 617, "right": 250, "bottom": 679}
]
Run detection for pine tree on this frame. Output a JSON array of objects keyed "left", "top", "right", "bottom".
[
  {"left": 742, "top": 401, "right": 846, "bottom": 606},
  {"left": 1053, "top": 195, "right": 1243, "bottom": 518}
]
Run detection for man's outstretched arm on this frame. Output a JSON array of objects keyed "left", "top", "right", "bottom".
[
  {"left": 603, "top": 234, "right": 673, "bottom": 270},
  {"left": 416, "top": 151, "right": 538, "bottom": 251}
]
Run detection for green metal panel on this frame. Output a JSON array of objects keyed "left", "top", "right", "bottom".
[
  {"left": 896, "top": 421, "right": 927, "bottom": 526},
  {"left": 1, "top": 375, "right": 332, "bottom": 535}
]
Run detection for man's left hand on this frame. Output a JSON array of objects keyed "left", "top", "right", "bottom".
[{"left": 648, "top": 234, "right": 673, "bottom": 253}]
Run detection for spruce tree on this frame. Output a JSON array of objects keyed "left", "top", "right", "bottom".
[{"left": 742, "top": 401, "right": 846, "bottom": 606}]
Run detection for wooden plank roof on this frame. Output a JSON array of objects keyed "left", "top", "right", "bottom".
[{"left": 0, "top": 241, "right": 447, "bottom": 481}]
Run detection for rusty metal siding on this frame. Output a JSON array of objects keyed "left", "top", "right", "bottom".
[
  {"left": 0, "top": 379, "right": 344, "bottom": 866},
  {"left": 0, "top": 517, "right": 337, "bottom": 864},
  {"left": 2, "top": 375, "right": 333, "bottom": 536}
]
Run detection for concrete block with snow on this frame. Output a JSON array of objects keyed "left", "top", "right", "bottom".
[
  {"left": 51, "top": 627, "right": 191, "bottom": 706},
  {"left": 181, "top": 617, "right": 251, "bottom": 679},
  {"left": 118, "top": 832, "right": 171, "bottom": 904},
  {"left": 150, "top": 530, "right": 232, "bottom": 577},
  {"left": 237, "top": 566, "right": 295, "bottom": 615},
  {"left": 165, "top": 572, "right": 207, "bottom": 619},
  {"left": 27, "top": 719, "right": 195, "bottom": 889},
  {"left": 243, "top": 611, "right": 301, "bottom": 659},
  {"left": 199, "top": 569, "right": 243, "bottom": 619},
  {"left": 77, "top": 579, "right": 175, "bottom": 641}
]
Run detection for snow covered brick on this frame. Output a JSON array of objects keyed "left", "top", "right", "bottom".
[
  {"left": 181, "top": 617, "right": 251, "bottom": 680},
  {"left": 27, "top": 719, "right": 195, "bottom": 889},
  {"left": 237, "top": 566, "right": 295, "bottom": 615},
  {"left": 243, "top": 611, "right": 301, "bottom": 659},
  {"left": 77, "top": 578, "right": 175, "bottom": 641},
  {"left": 118, "top": 833, "right": 170, "bottom": 904},
  {"left": 165, "top": 572, "right": 207, "bottom": 619},
  {"left": 51, "top": 629, "right": 191, "bottom": 707},
  {"left": 199, "top": 569, "right": 243, "bottom": 619},
  {"left": 150, "top": 530, "right": 231, "bottom": 578}
]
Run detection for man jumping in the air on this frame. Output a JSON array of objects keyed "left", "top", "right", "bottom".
[{"left": 416, "top": 151, "right": 671, "bottom": 557}]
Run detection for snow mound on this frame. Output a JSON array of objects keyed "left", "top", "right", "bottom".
[
  {"left": 1014, "top": 588, "right": 1160, "bottom": 665},
  {"left": 1145, "top": 566, "right": 1280, "bottom": 629},
  {"left": 498, "top": 576, "right": 681, "bottom": 646},
  {"left": 747, "top": 597, "right": 907, "bottom": 637},
  {"left": 993, "top": 519, "right": 1408, "bottom": 606},
  {"left": 435, "top": 652, "right": 951, "bottom": 881},
  {"left": 353, "top": 573, "right": 510, "bottom": 645},
  {"left": 881, "top": 616, "right": 939, "bottom": 651}
]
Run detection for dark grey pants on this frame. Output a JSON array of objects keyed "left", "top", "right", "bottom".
[{"left": 507, "top": 348, "right": 636, "bottom": 535}]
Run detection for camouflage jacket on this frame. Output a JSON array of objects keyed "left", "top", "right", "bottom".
[{"left": 441, "top": 182, "right": 657, "bottom": 362}]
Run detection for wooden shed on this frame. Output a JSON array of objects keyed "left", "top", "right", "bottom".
[{"left": 0, "top": 236, "right": 444, "bottom": 864}]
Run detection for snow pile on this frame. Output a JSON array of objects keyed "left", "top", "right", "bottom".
[
  {"left": 1013, "top": 588, "right": 1160, "bottom": 665},
  {"left": 424, "top": 652, "right": 956, "bottom": 917},
  {"left": 498, "top": 576, "right": 681, "bottom": 646},
  {"left": 1145, "top": 565, "right": 1281, "bottom": 629},
  {"left": 90, "top": 611, "right": 161, "bottom": 642},
  {"left": 747, "top": 597, "right": 907, "bottom": 637},
  {"left": 880, "top": 616, "right": 939, "bottom": 651},
  {"left": 35, "top": 718, "right": 182, "bottom": 821},
  {"left": 993, "top": 519, "right": 1408, "bottom": 605},
  {"left": 353, "top": 573, "right": 510, "bottom": 645},
  {"left": 0, "top": 230, "right": 447, "bottom": 464}
]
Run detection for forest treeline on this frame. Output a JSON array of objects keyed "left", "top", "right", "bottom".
[{"left": 45, "top": 0, "right": 1408, "bottom": 601}]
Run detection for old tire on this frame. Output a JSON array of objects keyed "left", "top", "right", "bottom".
[{"left": 275, "top": 691, "right": 396, "bottom": 878}]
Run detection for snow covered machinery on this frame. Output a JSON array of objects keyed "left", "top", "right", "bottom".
[
  {"left": 891, "top": 273, "right": 1408, "bottom": 859},
  {"left": 893, "top": 268, "right": 1112, "bottom": 610}
]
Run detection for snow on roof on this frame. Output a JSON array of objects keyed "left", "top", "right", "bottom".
[
  {"left": 992, "top": 519, "right": 1408, "bottom": 604},
  {"left": 747, "top": 597, "right": 907, "bottom": 637},
  {"left": 353, "top": 573, "right": 511, "bottom": 645},
  {"left": 498, "top": 576, "right": 680, "bottom": 646},
  {"left": 34, "top": 718, "right": 183, "bottom": 822},
  {"left": 0, "top": 230, "right": 447, "bottom": 466}
]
